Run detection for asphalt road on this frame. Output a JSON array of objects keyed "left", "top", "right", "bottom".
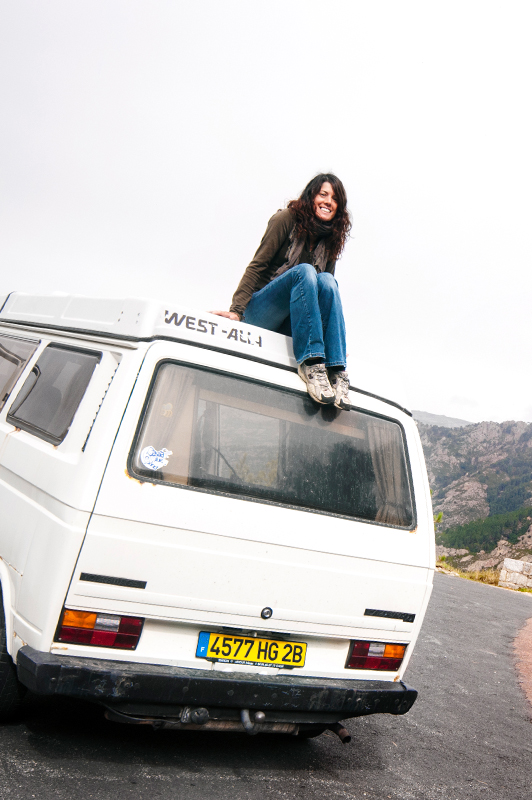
[{"left": 1, "top": 573, "right": 531, "bottom": 800}]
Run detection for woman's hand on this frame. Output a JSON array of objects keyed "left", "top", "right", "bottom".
[{"left": 210, "top": 310, "right": 240, "bottom": 321}]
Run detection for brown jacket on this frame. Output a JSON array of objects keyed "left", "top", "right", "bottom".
[{"left": 229, "top": 208, "right": 336, "bottom": 318}]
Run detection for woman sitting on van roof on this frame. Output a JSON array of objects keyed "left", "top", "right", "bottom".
[{"left": 213, "top": 173, "right": 353, "bottom": 410}]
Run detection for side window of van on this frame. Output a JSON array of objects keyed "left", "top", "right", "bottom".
[
  {"left": 130, "top": 362, "right": 415, "bottom": 528},
  {"left": 0, "top": 334, "right": 39, "bottom": 411},
  {"left": 7, "top": 344, "right": 101, "bottom": 445}
]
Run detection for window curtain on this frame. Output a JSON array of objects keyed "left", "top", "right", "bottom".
[
  {"left": 197, "top": 400, "right": 219, "bottom": 478},
  {"left": 367, "top": 419, "right": 411, "bottom": 526}
]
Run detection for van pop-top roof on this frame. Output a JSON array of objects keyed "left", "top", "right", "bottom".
[
  {"left": 0, "top": 291, "right": 412, "bottom": 416},
  {"left": 0, "top": 290, "right": 295, "bottom": 364}
]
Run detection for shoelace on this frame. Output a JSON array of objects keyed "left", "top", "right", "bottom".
[
  {"left": 331, "top": 372, "right": 349, "bottom": 391},
  {"left": 308, "top": 365, "right": 331, "bottom": 387}
]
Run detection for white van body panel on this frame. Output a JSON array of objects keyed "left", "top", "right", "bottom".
[
  {"left": 0, "top": 327, "right": 146, "bottom": 657},
  {"left": 66, "top": 514, "right": 431, "bottom": 680}
]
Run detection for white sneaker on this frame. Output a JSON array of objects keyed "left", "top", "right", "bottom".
[
  {"left": 329, "top": 370, "right": 352, "bottom": 410},
  {"left": 297, "top": 363, "right": 335, "bottom": 405}
]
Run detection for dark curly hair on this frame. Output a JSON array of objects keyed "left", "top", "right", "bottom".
[{"left": 287, "top": 173, "right": 352, "bottom": 261}]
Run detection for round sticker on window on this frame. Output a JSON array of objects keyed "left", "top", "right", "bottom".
[{"left": 140, "top": 446, "right": 173, "bottom": 471}]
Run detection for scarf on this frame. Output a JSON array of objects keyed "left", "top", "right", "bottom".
[{"left": 273, "top": 219, "right": 333, "bottom": 279}]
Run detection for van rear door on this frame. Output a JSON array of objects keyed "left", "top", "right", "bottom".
[{"left": 65, "top": 341, "right": 434, "bottom": 676}]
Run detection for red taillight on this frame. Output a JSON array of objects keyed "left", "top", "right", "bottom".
[
  {"left": 346, "top": 640, "right": 406, "bottom": 671},
  {"left": 56, "top": 609, "right": 144, "bottom": 650}
]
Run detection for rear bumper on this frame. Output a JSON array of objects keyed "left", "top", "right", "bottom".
[{"left": 17, "top": 646, "right": 417, "bottom": 721}]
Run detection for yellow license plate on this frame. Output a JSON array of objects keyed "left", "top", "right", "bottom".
[{"left": 196, "top": 631, "right": 307, "bottom": 668}]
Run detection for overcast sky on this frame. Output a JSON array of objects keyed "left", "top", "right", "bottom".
[{"left": 1, "top": 1, "right": 531, "bottom": 423}]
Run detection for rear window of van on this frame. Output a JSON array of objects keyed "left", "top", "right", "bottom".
[{"left": 130, "top": 362, "right": 415, "bottom": 528}]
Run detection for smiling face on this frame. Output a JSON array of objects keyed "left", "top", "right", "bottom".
[{"left": 313, "top": 181, "right": 338, "bottom": 222}]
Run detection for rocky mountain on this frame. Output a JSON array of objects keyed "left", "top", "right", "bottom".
[
  {"left": 412, "top": 410, "right": 472, "bottom": 428},
  {"left": 416, "top": 418, "right": 532, "bottom": 570}
]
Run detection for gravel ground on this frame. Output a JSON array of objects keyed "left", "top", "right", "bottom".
[{"left": 0, "top": 572, "right": 531, "bottom": 800}]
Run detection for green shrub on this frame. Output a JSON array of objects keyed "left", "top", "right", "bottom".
[{"left": 438, "top": 506, "right": 532, "bottom": 552}]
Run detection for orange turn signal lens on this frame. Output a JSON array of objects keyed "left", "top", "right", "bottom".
[
  {"left": 62, "top": 610, "right": 98, "bottom": 629},
  {"left": 383, "top": 644, "right": 407, "bottom": 659}
]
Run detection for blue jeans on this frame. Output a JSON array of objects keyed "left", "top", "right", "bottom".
[{"left": 242, "top": 263, "right": 347, "bottom": 367}]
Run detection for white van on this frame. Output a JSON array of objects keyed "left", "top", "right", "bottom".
[{"left": 0, "top": 292, "right": 434, "bottom": 742}]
